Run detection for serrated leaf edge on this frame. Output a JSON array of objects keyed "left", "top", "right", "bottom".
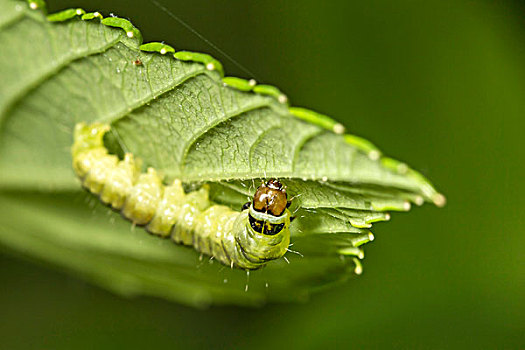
[{"left": 25, "top": 0, "right": 445, "bottom": 207}]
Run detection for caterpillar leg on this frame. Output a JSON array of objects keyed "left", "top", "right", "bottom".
[
  {"left": 100, "top": 154, "right": 139, "bottom": 209},
  {"left": 145, "top": 179, "right": 185, "bottom": 237},
  {"left": 121, "top": 167, "right": 163, "bottom": 225}
]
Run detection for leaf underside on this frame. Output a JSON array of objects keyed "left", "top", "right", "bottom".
[{"left": 0, "top": 0, "right": 444, "bottom": 307}]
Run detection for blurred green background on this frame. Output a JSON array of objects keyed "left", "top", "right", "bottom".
[{"left": 1, "top": 0, "right": 523, "bottom": 348}]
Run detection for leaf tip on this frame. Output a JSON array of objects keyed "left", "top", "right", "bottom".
[
  {"left": 205, "top": 62, "right": 215, "bottom": 71},
  {"left": 368, "top": 150, "right": 381, "bottom": 160},
  {"left": 353, "top": 258, "right": 363, "bottom": 275},
  {"left": 333, "top": 123, "right": 345, "bottom": 135},
  {"left": 433, "top": 193, "right": 446, "bottom": 207}
]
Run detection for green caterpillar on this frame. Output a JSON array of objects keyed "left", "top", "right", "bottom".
[{"left": 71, "top": 122, "right": 292, "bottom": 270}]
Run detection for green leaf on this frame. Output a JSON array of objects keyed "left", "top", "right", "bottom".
[{"left": 0, "top": 0, "right": 444, "bottom": 307}]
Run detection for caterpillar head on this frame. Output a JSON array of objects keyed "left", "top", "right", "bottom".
[
  {"left": 246, "top": 179, "right": 291, "bottom": 236},
  {"left": 252, "top": 179, "right": 288, "bottom": 216}
]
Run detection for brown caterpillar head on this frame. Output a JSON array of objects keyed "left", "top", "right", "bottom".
[{"left": 252, "top": 179, "right": 288, "bottom": 216}]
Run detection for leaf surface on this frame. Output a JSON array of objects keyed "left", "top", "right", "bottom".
[{"left": 0, "top": 0, "right": 444, "bottom": 306}]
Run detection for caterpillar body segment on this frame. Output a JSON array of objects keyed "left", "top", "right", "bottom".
[{"left": 71, "top": 122, "right": 291, "bottom": 270}]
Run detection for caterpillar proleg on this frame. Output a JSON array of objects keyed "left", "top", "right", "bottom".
[{"left": 71, "top": 122, "right": 291, "bottom": 270}]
